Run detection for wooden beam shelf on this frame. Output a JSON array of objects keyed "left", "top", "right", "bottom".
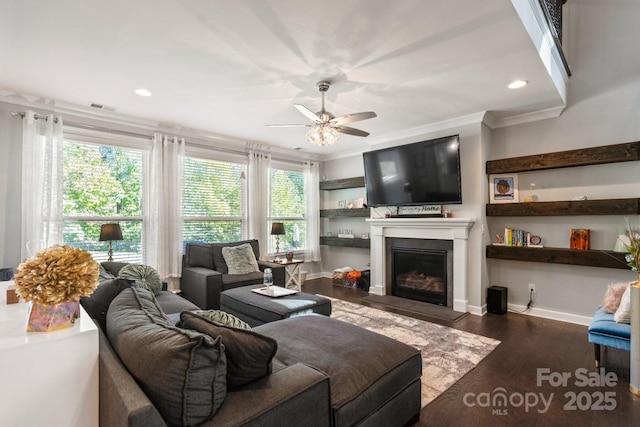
[
  {"left": 486, "top": 245, "right": 630, "bottom": 270},
  {"left": 486, "top": 141, "right": 640, "bottom": 174},
  {"left": 320, "top": 208, "right": 370, "bottom": 218},
  {"left": 486, "top": 198, "right": 640, "bottom": 216},
  {"left": 320, "top": 236, "right": 371, "bottom": 248},
  {"left": 319, "top": 176, "right": 365, "bottom": 190}
]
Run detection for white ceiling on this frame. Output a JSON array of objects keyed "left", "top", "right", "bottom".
[{"left": 0, "top": 0, "right": 566, "bottom": 157}]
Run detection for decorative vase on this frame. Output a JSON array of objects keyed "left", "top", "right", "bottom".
[
  {"left": 27, "top": 300, "right": 80, "bottom": 332},
  {"left": 631, "top": 279, "right": 640, "bottom": 395},
  {"left": 285, "top": 251, "right": 294, "bottom": 261}
]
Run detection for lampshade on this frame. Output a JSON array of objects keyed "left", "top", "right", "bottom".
[
  {"left": 271, "top": 222, "right": 285, "bottom": 236},
  {"left": 99, "top": 223, "right": 123, "bottom": 241},
  {"left": 307, "top": 124, "right": 339, "bottom": 146}
]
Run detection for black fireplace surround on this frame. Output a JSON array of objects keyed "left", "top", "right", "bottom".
[{"left": 386, "top": 238, "right": 454, "bottom": 307}]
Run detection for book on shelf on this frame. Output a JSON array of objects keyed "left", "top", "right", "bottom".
[{"left": 498, "top": 228, "right": 543, "bottom": 248}]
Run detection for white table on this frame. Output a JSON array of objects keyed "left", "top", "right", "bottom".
[
  {"left": 274, "top": 259, "right": 305, "bottom": 291},
  {"left": 0, "top": 281, "right": 99, "bottom": 426}
]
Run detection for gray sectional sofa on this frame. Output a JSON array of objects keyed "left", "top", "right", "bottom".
[
  {"left": 181, "top": 239, "right": 285, "bottom": 309},
  {"left": 88, "top": 263, "right": 422, "bottom": 426}
]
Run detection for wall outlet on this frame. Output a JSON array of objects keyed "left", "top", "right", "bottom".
[{"left": 528, "top": 283, "right": 536, "bottom": 293}]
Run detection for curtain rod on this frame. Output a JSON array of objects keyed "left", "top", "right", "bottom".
[
  {"left": 11, "top": 110, "right": 306, "bottom": 165},
  {"left": 11, "top": 110, "right": 59, "bottom": 123}
]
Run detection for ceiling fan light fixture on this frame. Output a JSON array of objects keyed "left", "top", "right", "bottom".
[{"left": 307, "top": 124, "right": 339, "bottom": 146}]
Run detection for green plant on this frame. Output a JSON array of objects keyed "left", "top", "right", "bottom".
[{"left": 624, "top": 220, "right": 640, "bottom": 272}]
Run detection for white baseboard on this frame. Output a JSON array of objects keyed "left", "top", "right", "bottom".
[{"left": 507, "top": 303, "right": 592, "bottom": 326}]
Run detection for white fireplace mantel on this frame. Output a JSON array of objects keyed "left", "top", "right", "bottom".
[{"left": 366, "top": 217, "right": 476, "bottom": 313}]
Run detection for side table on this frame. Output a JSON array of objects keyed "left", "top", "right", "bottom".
[
  {"left": 272, "top": 259, "right": 305, "bottom": 290},
  {"left": 0, "top": 281, "right": 99, "bottom": 426}
]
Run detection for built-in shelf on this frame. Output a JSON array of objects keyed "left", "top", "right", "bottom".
[
  {"left": 486, "top": 198, "right": 640, "bottom": 216},
  {"left": 320, "top": 236, "right": 371, "bottom": 248},
  {"left": 486, "top": 245, "right": 629, "bottom": 269},
  {"left": 319, "top": 176, "right": 365, "bottom": 191},
  {"left": 320, "top": 208, "right": 370, "bottom": 218},
  {"left": 486, "top": 141, "right": 640, "bottom": 174}
]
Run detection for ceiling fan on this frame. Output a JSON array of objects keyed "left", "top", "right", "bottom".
[{"left": 267, "top": 81, "right": 377, "bottom": 146}]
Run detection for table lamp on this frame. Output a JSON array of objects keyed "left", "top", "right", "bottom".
[
  {"left": 271, "top": 222, "right": 285, "bottom": 254},
  {"left": 99, "top": 223, "right": 123, "bottom": 262}
]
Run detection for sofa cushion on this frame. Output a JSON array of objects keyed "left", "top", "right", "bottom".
[
  {"left": 212, "top": 240, "right": 261, "bottom": 274},
  {"left": 107, "top": 288, "right": 227, "bottom": 426},
  {"left": 80, "top": 278, "right": 133, "bottom": 332},
  {"left": 181, "top": 310, "right": 277, "bottom": 388},
  {"left": 256, "top": 315, "right": 421, "bottom": 426},
  {"left": 222, "top": 243, "right": 260, "bottom": 275},
  {"left": 117, "top": 264, "right": 162, "bottom": 295},
  {"left": 185, "top": 243, "right": 215, "bottom": 270}
]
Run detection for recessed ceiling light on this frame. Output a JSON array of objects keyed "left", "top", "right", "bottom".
[
  {"left": 508, "top": 80, "right": 528, "bottom": 89},
  {"left": 135, "top": 88, "right": 152, "bottom": 97}
]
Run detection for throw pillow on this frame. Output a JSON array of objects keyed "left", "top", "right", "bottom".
[
  {"left": 107, "top": 288, "right": 227, "bottom": 426},
  {"left": 194, "top": 309, "right": 251, "bottom": 329},
  {"left": 80, "top": 278, "right": 133, "bottom": 332},
  {"left": 222, "top": 243, "right": 260, "bottom": 275},
  {"left": 185, "top": 243, "right": 215, "bottom": 270},
  {"left": 117, "top": 264, "right": 162, "bottom": 295},
  {"left": 99, "top": 264, "right": 117, "bottom": 282},
  {"left": 181, "top": 310, "right": 277, "bottom": 389},
  {"left": 614, "top": 285, "right": 631, "bottom": 323},
  {"left": 601, "top": 282, "right": 630, "bottom": 313}
]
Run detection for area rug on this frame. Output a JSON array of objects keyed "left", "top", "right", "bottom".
[{"left": 325, "top": 296, "right": 501, "bottom": 407}]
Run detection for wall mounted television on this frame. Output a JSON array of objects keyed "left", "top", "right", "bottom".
[{"left": 363, "top": 134, "right": 462, "bottom": 207}]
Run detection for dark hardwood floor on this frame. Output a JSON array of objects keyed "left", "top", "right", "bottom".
[{"left": 302, "top": 278, "right": 640, "bottom": 426}]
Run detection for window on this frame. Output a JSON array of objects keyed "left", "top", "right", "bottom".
[
  {"left": 63, "top": 140, "right": 144, "bottom": 263},
  {"left": 183, "top": 156, "right": 246, "bottom": 247},
  {"left": 269, "top": 165, "right": 306, "bottom": 253}
]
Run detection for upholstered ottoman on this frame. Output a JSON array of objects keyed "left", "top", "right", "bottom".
[{"left": 220, "top": 284, "right": 332, "bottom": 326}]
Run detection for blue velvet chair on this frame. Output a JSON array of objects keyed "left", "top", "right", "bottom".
[{"left": 588, "top": 307, "right": 631, "bottom": 367}]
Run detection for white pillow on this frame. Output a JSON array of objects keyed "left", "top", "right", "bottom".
[
  {"left": 614, "top": 284, "right": 631, "bottom": 324},
  {"left": 222, "top": 243, "right": 260, "bottom": 275}
]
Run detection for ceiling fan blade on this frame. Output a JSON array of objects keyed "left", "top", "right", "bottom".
[
  {"left": 335, "top": 125, "right": 370, "bottom": 137},
  {"left": 294, "top": 104, "right": 322, "bottom": 123},
  {"left": 265, "top": 124, "right": 310, "bottom": 127},
  {"left": 331, "top": 111, "right": 377, "bottom": 125}
]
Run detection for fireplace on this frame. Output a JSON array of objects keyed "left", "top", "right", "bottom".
[
  {"left": 367, "top": 217, "right": 476, "bottom": 313},
  {"left": 387, "top": 238, "right": 454, "bottom": 307},
  {"left": 391, "top": 247, "right": 447, "bottom": 306}
]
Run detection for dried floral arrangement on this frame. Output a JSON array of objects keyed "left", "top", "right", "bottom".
[{"left": 15, "top": 245, "right": 99, "bottom": 305}]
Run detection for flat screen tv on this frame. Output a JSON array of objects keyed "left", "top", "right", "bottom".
[{"left": 363, "top": 135, "right": 462, "bottom": 207}]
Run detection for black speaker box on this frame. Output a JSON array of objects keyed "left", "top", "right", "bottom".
[{"left": 487, "top": 286, "right": 507, "bottom": 314}]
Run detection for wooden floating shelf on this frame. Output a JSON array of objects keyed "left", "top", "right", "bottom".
[
  {"left": 320, "top": 236, "right": 371, "bottom": 248},
  {"left": 486, "top": 198, "right": 640, "bottom": 216},
  {"left": 320, "top": 208, "right": 370, "bottom": 218},
  {"left": 319, "top": 176, "right": 365, "bottom": 191},
  {"left": 486, "top": 141, "right": 640, "bottom": 174},
  {"left": 486, "top": 245, "right": 630, "bottom": 270}
]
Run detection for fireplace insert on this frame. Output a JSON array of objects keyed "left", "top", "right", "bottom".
[{"left": 391, "top": 246, "right": 447, "bottom": 306}]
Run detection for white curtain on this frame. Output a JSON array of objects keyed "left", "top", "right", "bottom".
[
  {"left": 146, "top": 133, "right": 185, "bottom": 278},
  {"left": 21, "top": 110, "right": 64, "bottom": 260},
  {"left": 247, "top": 151, "right": 271, "bottom": 258},
  {"left": 304, "top": 161, "right": 321, "bottom": 262}
]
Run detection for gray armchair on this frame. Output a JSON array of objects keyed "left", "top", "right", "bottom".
[{"left": 180, "top": 239, "right": 285, "bottom": 309}]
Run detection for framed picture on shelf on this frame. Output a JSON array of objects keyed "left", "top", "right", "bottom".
[
  {"left": 489, "top": 174, "right": 519, "bottom": 204},
  {"left": 338, "top": 200, "right": 347, "bottom": 209},
  {"left": 356, "top": 197, "right": 365, "bottom": 208}
]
